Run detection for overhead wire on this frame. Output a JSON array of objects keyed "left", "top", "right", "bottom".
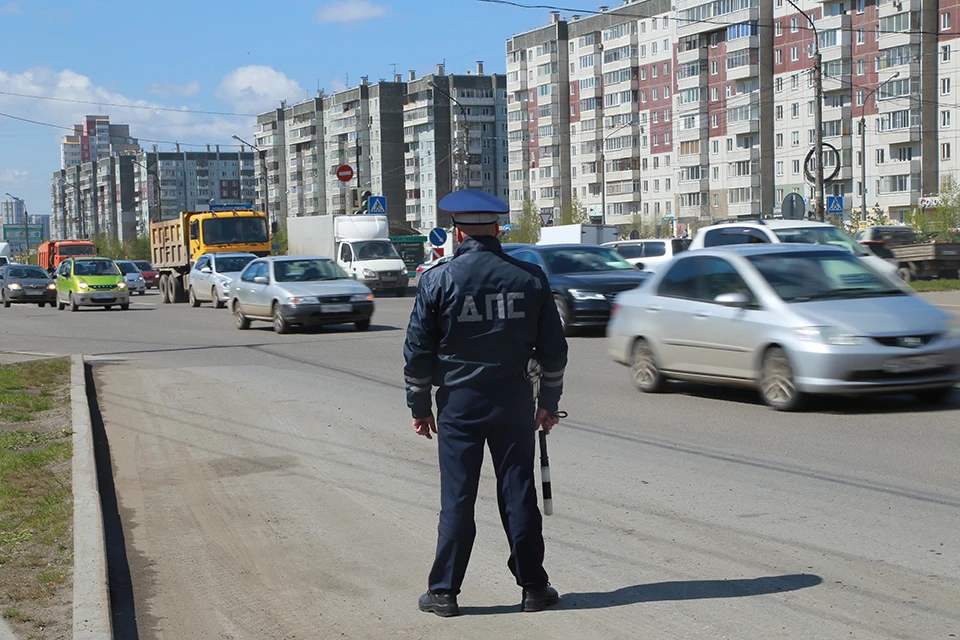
[{"left": 0, "top": 90, "right": 256, "bottom": 117}]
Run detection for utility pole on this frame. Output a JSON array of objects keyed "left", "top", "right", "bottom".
[
  {"left": 429, "top": 80, "right": 469, "bottom": 190},
  {"left": 860, "top": 72, "right": 900, "bottom": 223},
  {"left": 787, "top": 0, "right": 824, "bottom": 221},
  {"left": 232, "top": 135, "right": 269, "bottom": 225}
]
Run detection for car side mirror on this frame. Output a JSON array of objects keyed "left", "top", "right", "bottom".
[
  {"left": 714, "top": 292, "right": 750, "bottom": 309},
  {"left": 200, "top": 266, "right": 212, "bottom": 274},
  {"left": 253, "top": 276, "right": 269, "bottom": 285}
]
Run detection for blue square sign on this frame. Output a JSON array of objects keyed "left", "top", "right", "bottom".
[
  {"left": 368, "top": 195, "right": 387, "bottom": 214},
  {"left": 827, "top": 196, "right": 843, "bottom": 214}
]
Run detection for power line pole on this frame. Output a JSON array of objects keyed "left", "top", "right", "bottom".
[
  {"left": 429, "top": 80, "right": 469, "bottom": 190},
  {"left": 787, "top": 0, "right": 824, "bottom": 221}
]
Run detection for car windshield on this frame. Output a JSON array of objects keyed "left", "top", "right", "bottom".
[
  {"left": 748, "top": 251, "right": 905, "bottom": 302},
  {"left": 73, "top": 260, "right": 120, "bottom": 276},
  {"left": 273, "top": 259, "right": 348, "bottom": 282},
  {"left": 542, "top": 247, "right": 636, "bottom": 274},
  {"left": 116, "top": 262, "right": 140, "bottom": 275},
  {"left": 7, "top": 266, "right": 48, "bottom": 279},
  {"left": 773, "top": 226, "right": 868, "bottom": 256},
  {"left": 202, "top": 217, "right": 268, "bottom": 245},
  {"left": 60, "top": 244, "right": 95, "bottom": 256},
  {"left": 352, "top": 241, "right": 400, "bottom": 260},
  {"left": 133, "top": 261, "right": 154, "bottom": 271},
  {"left": 215, "top": 256, "right": 256, "bottom": 273}
]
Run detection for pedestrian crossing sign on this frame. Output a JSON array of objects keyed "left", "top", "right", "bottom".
[
  {"left": 369, "top": 195, "right": 387, "bottom": 214},
  {"left": 827, "top": 196, "right": 843, "bottom": 214}
]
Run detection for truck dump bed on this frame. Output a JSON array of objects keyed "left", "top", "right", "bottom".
[{"left": 151, "top": 218, "right": 188, "bottom": 269}]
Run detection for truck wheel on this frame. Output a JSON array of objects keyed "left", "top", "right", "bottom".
[
  {"left": 212, "top": 288, "right": 225, "bottom": 309},
  {"left": 170, "top": 276, "right": 185, "bottom": 303},
  {"left": 189, "top": 287, "right": 201, "bottom": 307},
  {"left": 159, "top": 275, "right": 171, "bottom": 303},
  {"left": 898, "top": 266, "right": 913, "bottom": 282}
]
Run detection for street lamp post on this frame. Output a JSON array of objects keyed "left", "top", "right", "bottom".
[
  {"left": 860, "top": 72, "right": 901, "bottom": 223},
  {"left": 5, "top": 193, "right": 29, "bottom": 264},
  {"left": 428, "top": 80, "right": 469, "bottom": 190},
  {"left": 232, "top": 135, "right": 269, "bottom": 226}
]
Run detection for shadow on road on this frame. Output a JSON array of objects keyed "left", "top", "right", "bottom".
[{"left": 461, "top": 573, "right": 823, "bottom": 616}]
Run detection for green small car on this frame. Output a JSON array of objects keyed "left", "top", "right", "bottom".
[{"left": 55, "top": 257, "right": 130, "bottom": 312}]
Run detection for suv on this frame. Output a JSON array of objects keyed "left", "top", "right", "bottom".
[
  {"left": 689, "top": 219, "right": 901, "bottom": 280},
  {"left": 604, "top": 238, "right": 689, "bottom": 272}
]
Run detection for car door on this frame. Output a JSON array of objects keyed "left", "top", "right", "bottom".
[
  {"left": 682, "top": 256, "right": 768, "bottom": 380},
  {"left": 56, "top": 260, "right": 72, "bottom": 301},
  {"left": 191, "top": 255, "right": 210, "bottom": 299},
  {"left": 651, "top": 257, "right": 703, "bottom": 373},
  {"left": 236, "top": 261, "right": 261, "bottom": 314},
  {"left": 244, "top": 262, "right": 270, "bottom": 316}
]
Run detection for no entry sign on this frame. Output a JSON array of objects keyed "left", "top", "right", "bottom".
[{"left": 336, "top": 164, "right": 354, "bottom": 182}]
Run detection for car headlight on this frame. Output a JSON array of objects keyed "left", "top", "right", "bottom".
[
  {"left": 46, "top": 283, "right": 57, "bottom": 291},
  {"left": 137, "top": 276, "right": 144, "bottom": 282},
  {"left": 7, "top": 282, "right": 22, "bottom": 290},
  {"left": 569, "top": 289, "right": 606, "bottom": 301},
  {"left": 77, "top": 281, "right": 89, "bottom": 290},
  {"left": 796, "top": 326, "right": 863, "bottom": 346},
  {"left": 362, "top": 268, "right": 376, "bottom": 278},
  {"left": 287, "top": 296, "right": 319, "bottom": 305},
  {"left": 350, "top": 293, "right": 374, "bottom": 302},
  {"left": 946, "top": 317, "right": 960, "bottom": 339},
  {"left": 216, "top": 276, "right": 232, "bottom": 286},
  {"left": 117, "top": 282, "right": 127, "bottom": 290}
]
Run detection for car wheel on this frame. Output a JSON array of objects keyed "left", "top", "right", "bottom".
[
  {"left": 212, "top": 288, "right": 225, "bottom": 309},
  {"left": 70, "top": 293, "right": 79, "bottom": 313},
  {"left": 138, "top": 290, "right": 146, "bottom": 296},
  {"left": 759, "top": 347, "right": 805, "bottom": 411},
  {"left": 355, "top": 318, "right": 371, "bottom": 331},
  {"left": 38, "top": 302, "right": 45, "bottom": 308},
  {"left": 120, "top": 303, "right": 129, "bottom": 311},
  {"left": 234, "top": 301, "right": 250, "bottom": 330},
  {"left": 554, "top": 294, "right": 575, "bottom": 337},
  {"left": 394, "top": 287, "right": 407, "bottom": 298},
  {"left": 916, "top": 386, "right": 954, "bottom": 405},
  {"left": 104, "top": 305, "right": 112, "bottom": 311},
  {"left": 273, "top": 303, "right": 291, "bottom": 334},
  {"left": 2, "top": 293, "right": 9, "bottom": 308},
  {"left": 630, "top": 338, "right": 666, "bottom": 393},
  {"left": 189, "top": 287, "right": 201, "bottom": 307},
  {"left": 57, "top": 297, "right": 65, "bottom": 311}
]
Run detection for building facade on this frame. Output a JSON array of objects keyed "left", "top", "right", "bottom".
[{"left": 60, "top": 116, "right": 139, "bottom": 170}]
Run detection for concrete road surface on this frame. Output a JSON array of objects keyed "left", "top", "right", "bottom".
[{"left": 1, "top": 292, "right": 958, "bottom": 639}]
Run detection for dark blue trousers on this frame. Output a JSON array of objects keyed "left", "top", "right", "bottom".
[{"left": 428, "top": 377, "right": 549, "bottom": 595}]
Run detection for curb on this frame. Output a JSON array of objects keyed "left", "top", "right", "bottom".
[
  {"left": 0, "top": 617, "right": 18, "bottom": 640},
  {"left": 71, "top": 355, "right": 113, "bottom": 639}
]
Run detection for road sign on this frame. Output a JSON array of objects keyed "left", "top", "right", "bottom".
[
  {"left": 368, "top": 195, "right": 386, "bottom": 214},
  {"left": 428, "top": 227, "right": 447, "bottom": 247},
  {"left": 209, "top": 203, "right": 254, "bottom": 211},
  {"left": 827, "top": 195, "right": 844, "bottom": 214},
  {"left": 2, "top": 225, "right": 44, "bottom": 241},
  {"left": 540, "top": 213, "right": 553, "bottom": 226},
  {"left": 781, "top": 192, "right": 806, "bottom": 220},
  {"left": 431, "top": 248, "right": 444, "bottom": 261},
  {"left": 336, "top": 164, "right": 354, "bottom": 183}
]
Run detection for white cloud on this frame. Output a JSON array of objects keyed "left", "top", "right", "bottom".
[
  {"left": 148, "top": 80, "right": 201, "bottom": 99},
  {"left": 0, "top": 3, "right": 23, "bottom": 15},
  {"left": 315, "top": 0, "right": 388, "bottom": 24},
  {"left": 216, "top": 65, "right": 305, "bottom": 113},
  {"left": 0, "top": 168, "right": 28, "bottom": 186}
]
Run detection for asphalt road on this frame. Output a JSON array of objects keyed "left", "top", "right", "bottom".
[{"left": 1, "top": 291, "right": 959, "bottom": 639}]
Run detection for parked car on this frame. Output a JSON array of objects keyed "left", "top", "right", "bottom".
[
  {"left": 603, "top": 238, "right": 690, "bottom": 272},
  {"left": 607, "top": 244, "right": 960, "bottom": 411},
  {"left": 854, "top": 225, "right": 918, "bottom": 247},
  {"left": 0, "top": 264, "right": 57, "bottom": 308},
  {"left": 54, "top": 257, "right": 129, "bottom": 312},
  {"left": 115, "top": 260, "right": 147, "bottom": 295},
  {"left": 132, "top": 260, "right": 159, "bottom": 289},
  {"left": 188, "top": 252, "right": 258, "bottom": 308},
  {"left": 229, "top": 256, "right": 375, "bottom": 334},
  {"left": 508, "top": 244, "right": 650, "bottom": 335},
  {"left": 689, "top": 219, "right": 902, "bottom": 282},
  {"left": 415, "top": 254, "right": 453, "bottom": 276}
]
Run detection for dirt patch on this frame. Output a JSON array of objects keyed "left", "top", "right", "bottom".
[{"left": 0, "top": 359, "right": 73, "bottom": 640}]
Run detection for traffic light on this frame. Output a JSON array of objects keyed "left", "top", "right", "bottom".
[
  {"left": 349, "top": 187, "right": 360, "bottom": 210},
  {"left": 358, "top": 190, "right": 372, "bottom": 215}
]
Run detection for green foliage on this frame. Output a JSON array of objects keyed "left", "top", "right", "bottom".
[
  {"left": 504, "top": 199, "right": 542, "bottom": 244},
  {"left": 559, "top": 190, "right": 588, "bottom": 226},
  {"left": 911, "top": 279, "right": 960, "bottom": 292},
  {"left": 271, "top": 223, "right": 288, "bottom": 255},
  {"left": 91, "top": 233, "right": 151, "bottom": 260}
]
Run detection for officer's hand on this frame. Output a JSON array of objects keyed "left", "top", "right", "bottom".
[
  {"left": 413, "top": 415, "right": 437, "bottom": 440},
  {"left": 536, "top": 409, "right": 560, "bottom": 433}
]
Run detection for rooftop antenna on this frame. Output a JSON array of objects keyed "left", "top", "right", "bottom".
[{"left": 391, "top": 62, "right": 397, "bottom": 77}]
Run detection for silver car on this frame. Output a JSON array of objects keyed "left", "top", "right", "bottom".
[
  {"left": 229, "top": 256, "right": 375, "bottom": 334},
  {"left": 188, "top": 252, "right": 257, "bottom": 308},
  {"left": 115, "top": 260, "right": 147, "bottom": 295},
  {"left": 607, "top": 244, "right": 960, "bottom": 410}
]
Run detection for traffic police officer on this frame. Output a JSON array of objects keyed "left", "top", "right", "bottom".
[{"left": 404, "top": 190, "right": 568, "bottom": 617}]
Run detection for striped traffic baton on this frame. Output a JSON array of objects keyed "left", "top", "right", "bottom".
[{"left": 539, "top": 430, "right": 553, "bottom": 516}]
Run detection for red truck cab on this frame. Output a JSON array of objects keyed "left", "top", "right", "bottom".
[{"left": 37, "top": 240, "right": 96, "bottom": 274}]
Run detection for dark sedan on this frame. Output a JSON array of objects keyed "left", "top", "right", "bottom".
[
  {"left": 508, "top": 244, "right": 649, "bottom": 335},
  {"left": 1, "top": 265, "right": 57, "bottom": 308}
]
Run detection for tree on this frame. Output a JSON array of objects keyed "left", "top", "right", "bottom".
[
  {"left": 559, "top": 190, "right": 588, "bottom": 226},
  {"left": 503, "top": 199, "right": 541, "bottom": 244},
  {"left": 618, "top": 214, "right": 658, "bottom": 240},
  {"left": 904, "top": 179, "right": 960, "bottom": 242}
]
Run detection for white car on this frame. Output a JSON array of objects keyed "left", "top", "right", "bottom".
[
  {"left": 115, "top": 260, "right": 147, "bottom": 295},
  {"left": 604, "top": 238, "right": 690, "bottom": 273},
  {"left": 688, "top": 219, "right": 903, "bottom": 282},
  {"left": 188, "top": 252, "right": 258, "bottom": 308}
]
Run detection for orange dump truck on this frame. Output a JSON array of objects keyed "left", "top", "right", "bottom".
[{"left": 37, "top": 240, "right": 96, "bottom": 273}]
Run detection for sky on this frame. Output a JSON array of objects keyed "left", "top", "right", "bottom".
[{"left": 0, "top": 0, "right": 553, "bottom": 215}]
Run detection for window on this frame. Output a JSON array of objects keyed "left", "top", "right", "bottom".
[
  {"left": 792, "top": 159, "right": 801, "bottom": 174},
  {"left": 790, "top": 17, "right": 798, "bottom": 33},
  {"left": 698, "top": 258, "right": 755, "bottom": 304},
  {"left": 857, "top": 0, "right": 865, "bottom": 12},
  {"left": 857, "top": 59, "right": 865, "bottom": 76},
  {"left": 712, "top": 60, "right": 719, "bottom": 75},
  {"left": 943, "top": 78, "right": 952, "bottom": 95},
  {"left": 792, "top": 131, "right": 800, "bottom": 146},
  {"left": 776, "top": 161, "right": 784, "bottom": 176},
  {"left": 776, "top": 133, "right": 783, "bottom": 148},
  {"left": 942, "top": 11, "right": 952, "bottom": 31},
  {"left": 943, "top": 110, "right": 952, "bottom": 128},
  {"left": 775, "top": 21, "right": 782, "bottom": 37},
  {"left": 791, "top": 46, "right": 799, "bottom": 62},
  {"left": 776, "top": 78, "right": 783, "bottom": 92},
  {"left": 775, "top": 49, "right": 782, "bottom": 65},
  {"left": 791, "top": 74, "right": 799, "bottom": 90},
  {"left": 776, "top": 105, "right": 783, "bottom": 120},
  {"left": 856, "top": 89, "right": 864, "bottom": 106},
  {"left": 877, "top": 148, "right": 885, "bottom": 164},
  {"left": 943, "top": 142, "right": 952, "bottom": 160},
  {"left": 658, "top": 259, "right": 699, "bottom": 299},
  {"left": 943, "top": 45, "right": 952, "bottom": 63},
  {"left": 791, "top": 102, "right": 799, "bottom": 118},
  {"left": 712, "top": 87, "right": 719, "bottom": 101},
  {"left": 703, "top": 228, "right": 769, "bottom": 247},
  {"left": 857, "top": 29, "right": 865, "bottom": 45}
]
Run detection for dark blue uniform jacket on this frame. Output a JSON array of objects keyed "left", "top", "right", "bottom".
[{"left": 403, "top": 235, "right": 568, "bottom": 419}]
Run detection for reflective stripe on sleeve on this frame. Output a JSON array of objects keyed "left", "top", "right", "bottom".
[
  {"left": 541, "top": 379, "right": 563, "bottom": 388},
  {"left": 542, "top": 368, "right": 565, "bottom": 379}
]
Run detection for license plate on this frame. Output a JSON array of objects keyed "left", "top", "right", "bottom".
[
  {"left": 381, "top": 276, "right": 396, "bottom": 282},
  {"left": 321, "top": 304, "right": 352, "bottom": 313},
  {"left": 93, "top": 295, "right": 114, "bottom": 301},
  {"left": 883, "top": 354, "right": 943, "bottom": 374},
  {"left": 25, "top": 291, "right": 43, "bottom": 296}
]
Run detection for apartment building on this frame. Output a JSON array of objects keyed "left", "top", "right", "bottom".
[
  {"left": 60, "top": 116, "right": 139, "bottom": 170},
  {"left": 1, "top": 198, "right": 26, "bottom": 226},
  {"left": 402, "top": 64, "right": 509, "bottom": 230},
  {"left": 938, "top": 0, "right": 960, "bottom": 193},
  {"left": 50, "top": 155, "right": 139, "bottom": 241}
]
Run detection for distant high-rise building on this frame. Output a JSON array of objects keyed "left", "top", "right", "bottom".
[
  {"left": 1, "top": 198, "right": 26, "bottom": 226},
  {"left": 60, "top": 115, "right": 140, "bottom": 170}
]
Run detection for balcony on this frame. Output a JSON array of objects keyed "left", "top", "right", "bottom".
[
  {"left": 726, "top": 62, "right": 759, "bottom": 83},
  {"left": 726, "top": 35, "right": 759, "bottom": 54},
  {"left": 676, "top": 71, "right": 707, "bottom": 92},
  {"left": 876, "top": 126, "right": 921, "bottom": 145},
  {"left": 726, "top": 118, "right": 760, "bottom": 136},
  {"left": 676, "top": 45, "right": 708, "bottom": 65},
  {"left": 877, "top": 157, "right": 921, "bottom": 177},
  {"left": 877, "top": 190, "right": 919, "bottom": 209},
  {"left": 728, "top": 201, "right": 762, "bottom": 217}
]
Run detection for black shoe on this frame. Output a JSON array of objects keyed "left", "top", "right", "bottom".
[
  {"left": 522, "top": 585, "right": 559, "bottom": 612},
  {"left": 418, "top": 591, "right": 460, "bottom": 617}
]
